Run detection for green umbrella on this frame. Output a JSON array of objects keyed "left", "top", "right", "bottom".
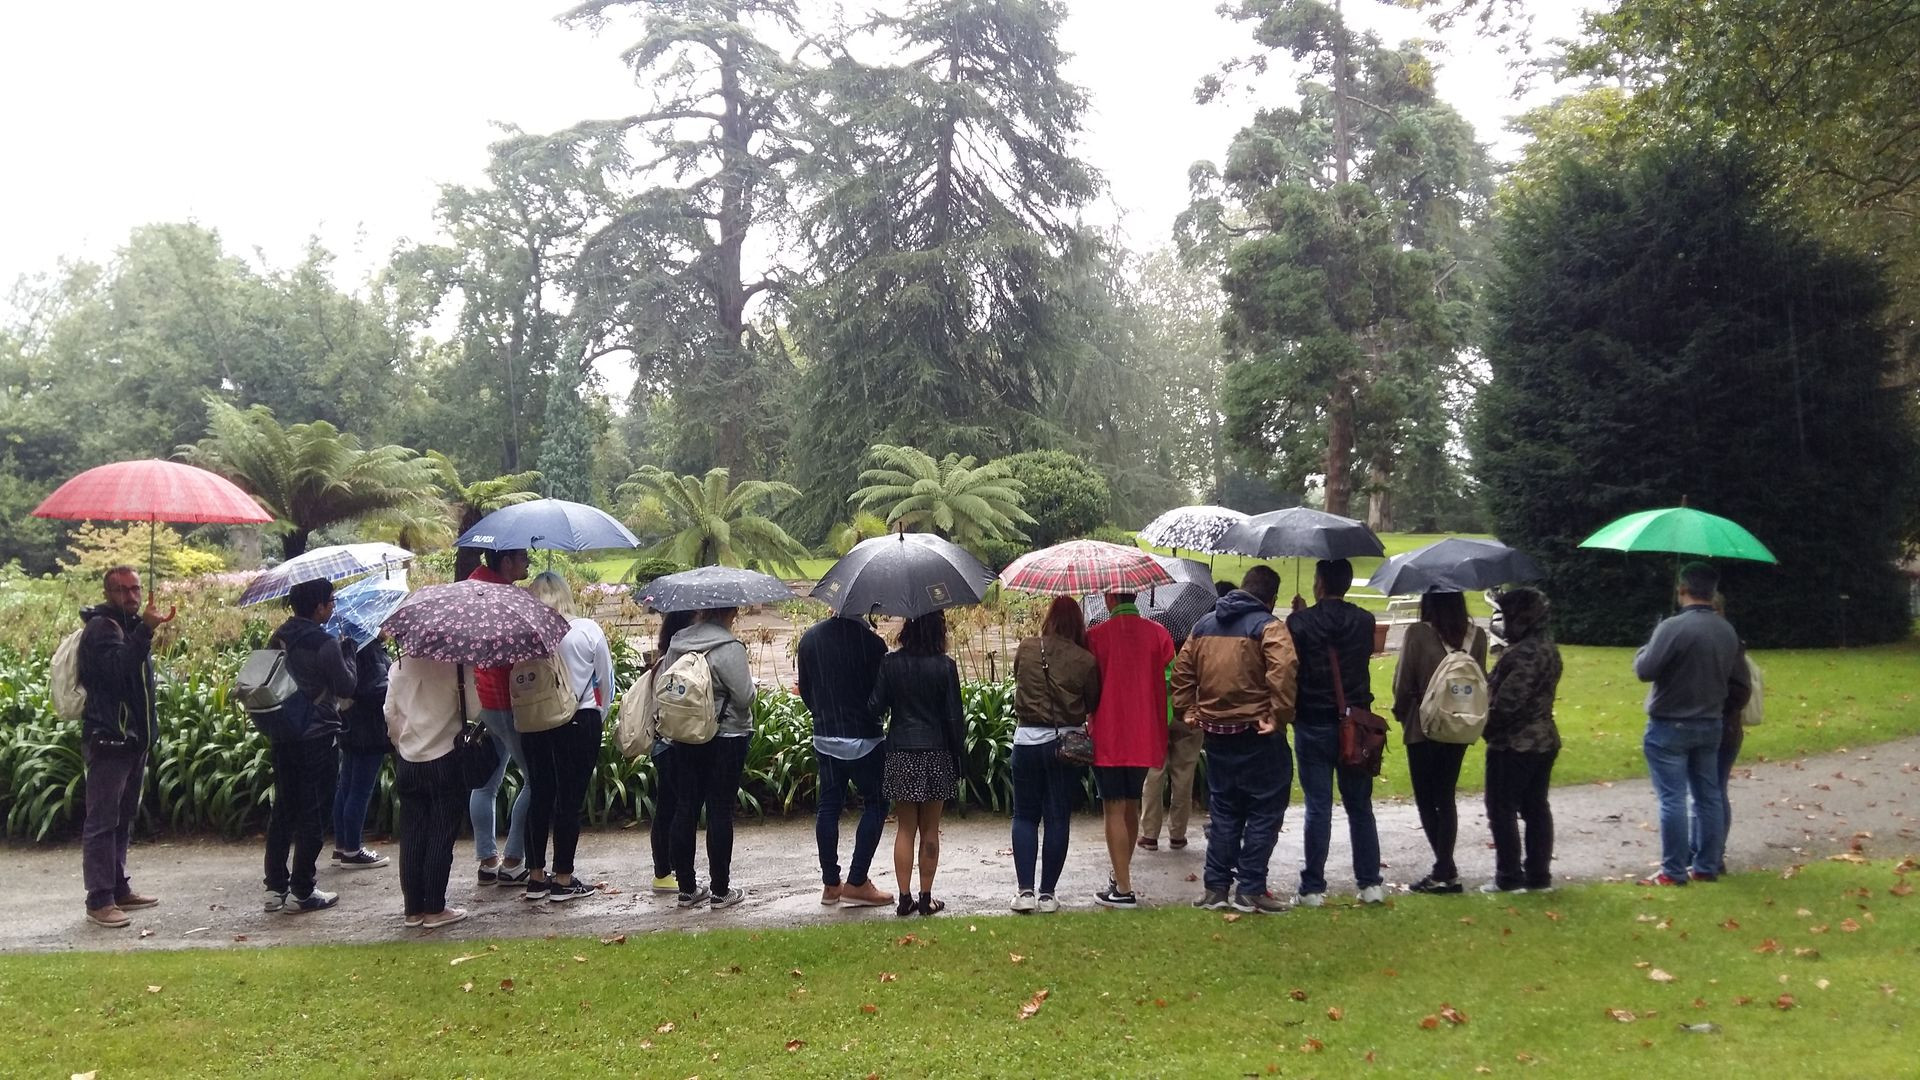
[{"left": 1578, "top": 507, "right": 1777, "bottom": 564}]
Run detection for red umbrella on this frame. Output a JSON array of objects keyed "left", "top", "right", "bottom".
[
  {"left": 32, "top": 459, "right": 273, "bottom": 581},
  {"left": 999, "top": 539, "right": 1177, "bottom": 596}
]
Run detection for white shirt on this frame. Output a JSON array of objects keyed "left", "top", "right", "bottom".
[{"left": 557, "top": 617, "right": 616, "bottom": 711}]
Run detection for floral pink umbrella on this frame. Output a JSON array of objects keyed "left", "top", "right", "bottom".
[{"left": 383, "top": 580, "right": 570, "bottom": 666}]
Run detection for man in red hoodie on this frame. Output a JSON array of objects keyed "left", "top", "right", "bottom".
[
  {"left": 466, "top": 548, "right": 532, "bottom": 885},
  {"left": 1085, "top": 593, "right": 1175, "bottom": 908}
]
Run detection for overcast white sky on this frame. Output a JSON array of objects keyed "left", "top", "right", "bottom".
[{"left": 0, "top": 0, "right": 1591, "bottom": 291}]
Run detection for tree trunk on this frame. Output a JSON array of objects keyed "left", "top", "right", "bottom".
[
  {"left": 282, "top": 529, "right": 311, "bottom": 561},
  {"left": 710, "top": 23, "right": 753, "bottom": 477},
  {"left": 1331, "top": 0, "right": 1352, "bottom": 188},
  {"left": 1366, "top": 455, "right": 1393, "bottom": 533},
  {"left": 1324, "top": 379, "right": 1356, "bottom": 518}
]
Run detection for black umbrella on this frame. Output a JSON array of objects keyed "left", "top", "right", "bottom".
[
  {"left": 1367, "top": 538, "right": 1545, "bottom": 595},
  {"left": 811, "top": 532, "right": 994, "bottom": 618},
  {"left": 634, "top": 566, "right": 797, "bottom": 612},
  {"left": 1215, "top": 506, "right": 1386, "bottom": 560}
]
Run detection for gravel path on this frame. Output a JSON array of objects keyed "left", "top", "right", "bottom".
[{"left": 6, "top": 735, "right": 1916, "bottom": 955}]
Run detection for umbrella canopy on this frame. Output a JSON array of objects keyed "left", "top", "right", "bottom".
[
  {"left": 1082, "top": 554, "right": 1217, "bottom": 643},
  {"left": 812, "top": 532, "right": 994, "bottom": 618},
  {"left": 32, "top": 459, "right": 272, "bottom": 525},
  {"left": 636, "top": 565, "right": 796, "bottom": 612},
  {"left": 999, "top": 540, "right": 1177, "bottom": 596},
  {"left": 456, "top": 498, "right": 639, "bottom": 551},
  {"left": 1368, "top": 538, "right": 1545, "bottom": 595},
  {"left": 1136, "top": 505, "right": 1249, "bottom": 553},
  {"left": 384, "top": 580, "right": 571, "bottom": 667},
  {"left": 1578, "top": 507, "right": 1777, "bottom": 564},
  {"left": 1215, "top": 506, "right": 1385, "bottom": 559},
  {"left": 238, "top": 542, "right": 413, "bottom": 606},
  {"left": 326, "top": 571, "right": 410, "bottom": 650}
]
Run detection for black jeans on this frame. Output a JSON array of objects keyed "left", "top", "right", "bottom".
[
  {"left": 816, "top": 746, "right": 888, "bottom": 887},
  {"left": 265, "top": 736, "right": 339, "bottom": 897},
  {"left": 1201, "top": 730, "right": 1292, "bottom": 896},
  {"left": 397, "top": 753, "right": 467, "bottom": 916},
  {"left": 523, "top": 709, "right": 604, "bottom": 876},
  {"left": 81, "top": 742, "right": 147, "bottom": 910},
  {"left": 650, "top": 743, "right": 678, "bottom": 879},
  {"left": 670, "top": 735, "right": 751, "bottom": 894},
  {"left": 1405, "top": 739, "right": 1469, "bottom": 881},
  {"left": 1485, "top": 748, "right": 1556, "bottom": 890}
]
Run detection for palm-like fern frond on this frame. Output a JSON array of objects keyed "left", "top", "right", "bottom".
[
  {"left": 618, "top": 466, "right": 810, "bottom": 577},
  {"left": 848, "top": 443, "right": 1033, "bottom": 546}
]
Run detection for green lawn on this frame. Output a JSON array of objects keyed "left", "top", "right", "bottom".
[{"left": 3, "top": 861, "right": 1911, "bottom": 1077}]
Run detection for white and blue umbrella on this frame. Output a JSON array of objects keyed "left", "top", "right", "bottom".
[
  {"left": 456, "top": 498, "right": 639, "bottom": 552},
  {"left": 326, "top": 571, "right": 411, "bottom": 649},
  {"left": 1137, "top": 505, "right": 1249, "bottom": 553},
  {"left": 238, "top": 542, "right": 413, "bottom": 607}
]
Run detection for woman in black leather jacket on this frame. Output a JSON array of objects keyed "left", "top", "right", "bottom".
[{"left": 868, "top": 612, "right": 966, "bottom": 916}]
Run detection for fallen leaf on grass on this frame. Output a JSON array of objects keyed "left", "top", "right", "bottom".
[
  {"left": 1327, "top": 1006, "right": 1344, "bottom": 1020},
  {"left": 1720, "top": 918, "right": 1740, "bottom": 930},
  {"left": 714, "top": 964, "right": 743, "bottom": 976},
  {"left": 1544, "top": 910, "right": 1564, "bottom": 922},
  {"left": 1300, "top": 1038, "right": 1324, "bottom": 1053},
  {"left": 1420, "top": 1015, "right": 1441, "bottom": 1029},
  {"left": 1809, "top": 924, "right": 1830, "bottom": 934},
  {"left": 879, "top": 972, "right": 898, "bottom": 982},
  {"left": 138, "top": 928, "right": 153, "bottom": 939},
  {"left": 1890, "top": 883, "right": 1914, "bottom": 898},
  {"left": 1606, "top": 1009, "right": 1637, "bottom": 1023},
  {"left": 1782, "top": 864, "right": 1803, "bottom": 879},
  {"left": 789, "top": 969, "right": 804, "bottom": 978},
  {"left": 572, "top": 955, "right": 588, "bottom": 963},
  {"left": 460, "top": 980, "right": 473, "bottom": 993},
  {"left": 1289, "top": 988, "right": 1309, "bottom": 1002},
  {"left": 145, "top": 986, "right": 162, "bottom": 994},
  {"left": 1690, "top": 997, "right": 1707, "bottom": 1009},
  {"left": 1795, "top": 907, "right": 1814, "bottom": 917},
  {"left": 71, "top": 1073, "right": 96, "bottom": 1080},
  {"left": 600, "top": 934, "right": 627, "bottom": 946},
  {"left": 860, "top": 1003, "right": 879, "bottom": 1015},
  {"left": 1840, "top": 918, "right": 1862, "bottom": 933},
  {"left": 1222, "top": 912, "right": 1242, "bottom": 923},
  {"left": 1635, "top": 914, "right": 1660, "bottom": 923},
  {"left": 637, "top": 1040, "right": 653, "bottom": 1051},
  {"left": 1816, "top": 978, "right": 1832, "bottom": 990},
  {"left": 784, "top": 1039, "right": 805, "bottom": 1052},
  {"left": 1633, "top": 961, "right": 1651, "bottom": 969},
  {"left": 1440, "top": 1004, "right": 1468, "bottom": 1026},
  {"left": 1828, "top": 852, "right": 1869, "bottom": 864},
  {"left": 1515, "top": 1052, "right": 1536, "bottom": 1063},
  {"left": 1794, "top": 947, "right": 1821, "bottom": 959},
  {"left": 449, "top": 953, "right": 487, "bottom": 966},
  {"left": 1018, "top": 989, "right": 1050, "bottom": 1020},
  {"left": 1458, "top": 916, "right": 1476, "bottom": 925},
  {"left": 1733, "top": 996, "right": 1754, "bottom": 1006},
  {"left": 1752, "top": 938, "right": 1780, "bottom": 954},
  {"left": 499, "top": 979, "right": 514, "bottom": 992},
  {"left": 1008, "top": 953, "right": 1026, "bottom": 964},
  {"left": 895, "top": 934, "right": 920, "bottom": 947},
  {"left": 1775, "top": 994, "right": 1797, "bottom": 1010},
  {"left": 1476, "top": 1067, "right": 1494, "bottom": 1075},
  {"left": 1648, "top": 969, "right": 1677, "bottom": 984},
  {"left": 656, "top": 1022, "right": 674, "bottom": 1034}
]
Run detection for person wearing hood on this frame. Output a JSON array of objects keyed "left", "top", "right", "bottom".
[
  {"left": 1481, "top": 587, "right": 1564, "bottom": 893},
  {"left": 1170, "top": 566, "right": 1298, "bottom": 914},
  {"left": 661, "top": 606, "right": 756, "bottom": 910},
  {"left": 76, "top": 566, "right": 174, "bottom": 928},
  {"left": 263, "top": 578, "right": 357, "bottom": 914}
]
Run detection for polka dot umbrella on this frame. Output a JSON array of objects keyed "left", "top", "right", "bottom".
[{"left": 383, "top": 579, "right": 571, "bottom": 667}]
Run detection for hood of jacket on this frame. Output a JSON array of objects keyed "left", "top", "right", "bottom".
[
  {"left": 1502, "top": 599, "right": 1551, "bottom": 644},
  {"left": 1208, "top": 590, "right": 1274, "bottom": 635},
  {"left": 670, "top": 622, "right": 741, "bottom": 653},
  {"left": 80, "top": 603, "right": 133, "bottom": 628}
]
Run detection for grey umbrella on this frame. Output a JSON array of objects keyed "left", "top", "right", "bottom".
[
  {"left": 634, "top": 566, "right": 797, "bottom": 612},
  {"left": 811, "top": 532, "right": 994, "bottom": 618},
  {"left": 1367, "top": 538, "right": 1545, "bottom": 595}
]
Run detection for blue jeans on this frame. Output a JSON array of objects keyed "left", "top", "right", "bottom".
[
  {"left": 817, "top": 747, "right": 889, "bottom": 887},
  {"left": 332, "top": 747, "right": 387, "bottom": 853},
  {"left": 470, "top": 708, "right": 528, "bottom": 862},
  {"left": 1202, "top": 729, "right": 1292, "bottom": 896},
  {"left": 1294, "top": 721, "right": 1382, "bottom": 894},
  {"left": 1011, "top": 742, "right": 1078, "bottom": 895},
  {"left": 1644, "top": 718, "right": 1724, "bottom": 880},
  {"left": 1694, "top": 724, "right": 1742, "bottom": 876}
]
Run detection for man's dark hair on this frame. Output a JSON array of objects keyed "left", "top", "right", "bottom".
[
  {"left": 288, "top": 578, "right": 335, "bottom": 619},
  {"left": 1315, "top": 558, "right": 1354, "bottom": 598},
  {"left": 1215, "top": 580, "right": 1236, "bottom": 597},
  {"left": 483, "top": 548, "right": 528, "bottom": 572},
  {"left": 1241, "top": 566, "right": 1281, "bottom": 606},
  {"left": 898, "top": 611, "right": 948, "bottom": 657},
  {"left": 102, "top": 565, "right": 137, "bottom": 587},
  {"left": 1106, "top": 592, "right": 1137, "bottom": 608},
  {"left": 1678, "top": 561, "right": 1718, "bottom": 601}
]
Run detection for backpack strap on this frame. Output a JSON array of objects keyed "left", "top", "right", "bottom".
[{"left": 1327, "top": 645, "right": 1349, "bottom": 716}]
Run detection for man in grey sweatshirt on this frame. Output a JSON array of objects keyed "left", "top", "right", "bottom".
[{"left": 1632, "top": 562, "right": 1749, "bottom": 885}]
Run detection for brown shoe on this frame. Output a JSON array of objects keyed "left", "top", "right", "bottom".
[
  {"left": 1170, "top": 838, "right": 1188, "bottom": 850},
  {"left": 820, "top": 884, "right": 843, "bottom": 905},
  {"left": 1137, "top": 837, "right": 1158, "bottom": 851},
  {"left": 116, "top": 891, "right": 159, "bottom": 910},
  {"left": 838, "top": 880, "right": 895, "bottom": 908},
  {"left": 86, "top": 905, "right": 130, "bottom": 928}
]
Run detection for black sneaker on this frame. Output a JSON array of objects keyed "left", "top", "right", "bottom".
[
  {"left": 336, "top": 848, "right": 389, "bottom": 870},
  {"left": 477, "top": 864, "right": 499, "bottom": 886},
  {"left": 711, "top": 887, "right": 746, "bottom": 910},
  {"left": 522, "top": 878, "right": 551, "bottom": 901},
  {"left": 1193, "top": 888, "right": 1231, "bottom": 910},
  {"left": 1094, "top": 886, "right": 1140, "bottom": 909},
  {"left": 496, "top": 863, "right": 530, "bottom": 886},
  {"left": 676, "top": 886, "right": 712, "bottom": 908},
  {"left": 1408, "top": 875, "right": 1464, "bottom": 895},
  {"left": 286, "top": 889, "right": 339, "bottom": 913},
  {"left": 547, "top": 879, "right": 596, "bottom": 903},
  {"left": 1232, "top": 889, "right": 1289, "bottom": 914}
]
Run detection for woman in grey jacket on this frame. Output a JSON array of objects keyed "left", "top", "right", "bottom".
[
  {"left": 660, "top": 606, "right": 756, "bottom": 910},
  {"left": 868, "top": 612, "right": 966, "bottom": 917}
]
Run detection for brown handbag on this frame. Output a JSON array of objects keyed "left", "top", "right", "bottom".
[{"left": 1328, "top": 645, "right": 1388, "bottom": 777}]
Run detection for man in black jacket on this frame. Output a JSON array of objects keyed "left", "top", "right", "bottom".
[
  {"left": 263, "top": 579, "right": 356, "bottom": 914},
  {"left": 77, "top": 566, "right": 174, "bottom": 928},
  {"left": 797, "top": 612, "right": 894, "bottom": 909},
  {"left": 1285, "top": 559, "right": 1385, "bottom": 907}
]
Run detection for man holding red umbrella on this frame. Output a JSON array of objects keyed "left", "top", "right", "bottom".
[{"left": 77, "top": 566, "right": 175, "bottom": 928}]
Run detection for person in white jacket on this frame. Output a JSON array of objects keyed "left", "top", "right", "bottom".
[
  {"left": 385, "top": 653, "right": 477, "bottom": 929},
  {"left": 521, "top": 573, "right": 616, "bottom": 902}
]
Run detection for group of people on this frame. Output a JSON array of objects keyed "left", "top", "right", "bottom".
[{"left": 70, "top": 551, "right": 1753, "bottom": 930}]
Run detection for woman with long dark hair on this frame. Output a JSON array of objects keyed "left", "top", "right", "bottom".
[
  {"left": 868, "top": 612, "right": 965, "bottom": 916},
  {"left": 1008, "top": 597, "right": 1101, "bottom": 913},
  {"left": 1391, "top": 590, "right": 1488, "bottom": 894}
]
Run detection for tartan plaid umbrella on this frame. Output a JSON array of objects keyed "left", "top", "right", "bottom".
[
  {"left": 999, "top": 540, "right": 1176, "bottom": 596},
  {"left": 384, "top": 580, "right": 571, "bottom": 667},
  {"left": 238, "top": 542, "right": 413, "bottom": 606}
]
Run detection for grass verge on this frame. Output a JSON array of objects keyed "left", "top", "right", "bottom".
[{"left": 0, "top": 861, "right": 1910, "bottom": 1078}]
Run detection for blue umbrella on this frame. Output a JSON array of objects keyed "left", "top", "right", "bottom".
[
  {"left": 326, "top": 571, "right": 411, "bottom": 649},
  {"left": 456, "top": 498, "right": 639, "bottom": 552}
]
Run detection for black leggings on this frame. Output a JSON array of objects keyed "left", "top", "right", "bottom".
[
  {"left": 670, "top": 735, "right": 751, "bottom": 894},
  {"left": 1405, "top": 739, "right": 1469, "bottom": 881},
  {"left": 397, "top": 752, "right": 466, "bottom": 916},
  {"left": 522, "top": 709, "right": 604, "bottom": 876},
  {"left": 1485, "top": 748, "right": 1557, "bottom": 890}
]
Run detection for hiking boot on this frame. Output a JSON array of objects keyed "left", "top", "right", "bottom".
[
  {"left": 86, "top": 904, "right": 130, "bottom": 928},
  {"left": 1232, "top": 890, "right": 1289, "bottom": 914},
  {"left": 115, "top": 891, "right": 159, "bottom": 909},
  {"left": 521, "top": 878, "right": 551, "bottom": 901},
  {"left": 651, "top": 875, "right": 678, "bottom": 895},
  {"left": 1358, "top": 885, "right": 1387, "bottom": 905},
  {"left": 336, "top": 848, "right": 389, "bottom": 869},
  {"left": 677, "top": 886, "right": 712, "bottom": 908},
  {"left": 1294, "top": 892, "right": 1326, "bottom": 908},
  {"left": 1637, "top": 874, "right": 1687, "bottom": 888},
  {"left": 1011, "top": 890, "right": 1039, "bottom": 914},
  {"left": 1408, "top": 876, "right": 1463, "bottom": 895},
  {"left": 421, "top": 908, "right": 469, "bottom": 929},
  {"left": 1193, "top": 888, "right": 1231, "bottom": 910},
  {"left": 839, "top": 881, "right": 893, "bottom": 908},
  {"left": 1094, "top": 886, "right": 1140, "bottom": 909},
  {"left": 287, "top": 889, "right": 339, "bottom": 913},
  {"left": 547, "top": 879, "right": 596, "bottom": 902},
  {"left": 1480, "top": 881, "right": 1529, "bottom": 894},
  {"left": 263, "top": 889, "right": 287, "bottom": 913},
  {"left": 1035, "top": 893, "right": 1061, "bottom": 914},
  {"left": 710, "top": 887, "right": 746, "bottom": 910}
]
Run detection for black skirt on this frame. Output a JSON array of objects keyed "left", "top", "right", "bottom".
[{"left": 883, "top": 749, "right": 957, "bottom": 803}]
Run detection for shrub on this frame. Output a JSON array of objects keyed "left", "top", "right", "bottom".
[
  {"left": 1087, "top": 524, "right": 1136, "bottom": 546},
  {"left": 997, "top": 450, "right": 1111, "bottom": 546}
]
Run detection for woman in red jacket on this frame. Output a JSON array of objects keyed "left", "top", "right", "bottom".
[{"left": 1085, "top": 592, "right": 1176, "bottom": 908}]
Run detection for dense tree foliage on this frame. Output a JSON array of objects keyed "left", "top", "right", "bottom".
[
  {"left": 998, "top": 449, "right": 1109, "bottom": 546},
  {"left": 1478, "top": 137, "right": 1915, "bottom": 647}
]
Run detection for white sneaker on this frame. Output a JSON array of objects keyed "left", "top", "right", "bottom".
[
  {"left": 1479, "top": 881, "right": 1528, "bottom": 894},
  {"left": 1358, "top": 885, "right": 1386, "bottom": 905},
  {"left": 421, "top": 907, "right": 469, "bottom": 929},
  {"left": 1295, "top": 892, "right": 1326, "bottom": 908},
  {"left": 1036, "top": 894, "right": 1061, "bottom": 913},
  {"left": 1011, "top": 890, "right": 1038, "bottom": 913},
  {"left": 263, "top": 889, "right": 286, "bottom": 913}
]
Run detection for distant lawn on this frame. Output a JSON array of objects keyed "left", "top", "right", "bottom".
[{"left": 3, "top": 860, "right": 1911, "bottom": 1077}]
